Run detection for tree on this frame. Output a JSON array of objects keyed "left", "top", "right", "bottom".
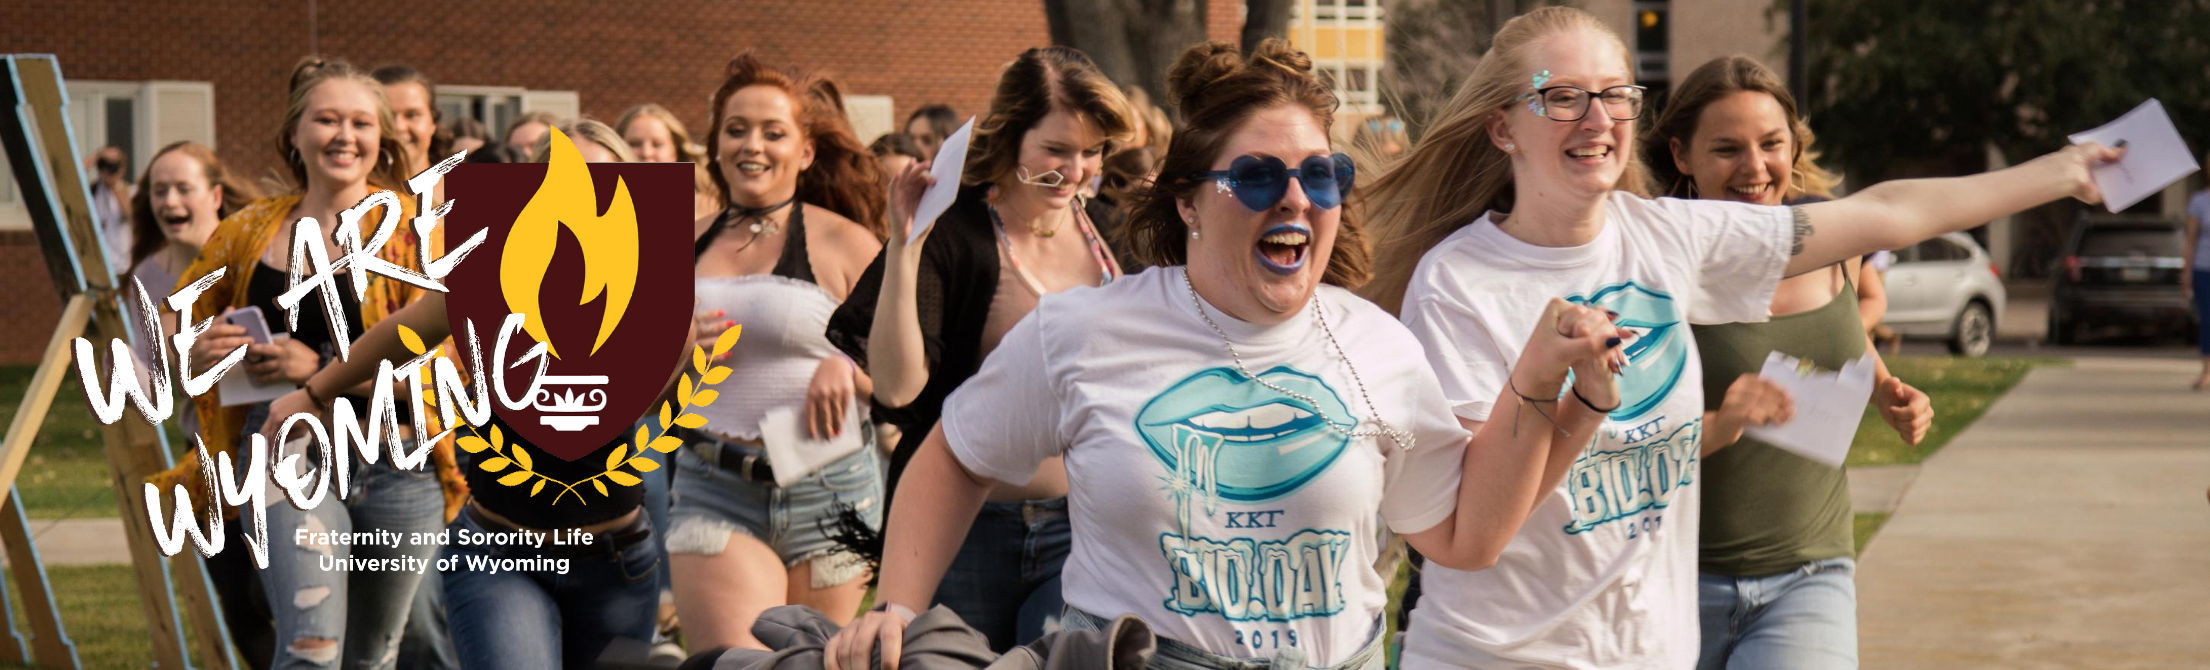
[
  {"left": 1043, "top": 0, "right": 1212, "bottom": 113},
  {"left": 1805, "top": 0, "right": 2210, "bottom": 180},
  {"left": 1381, "top": 0, "right": 1559, "bottom": 139},
  {"left": 1041, "top": 0, "right": 1301, "bottom": 115}
]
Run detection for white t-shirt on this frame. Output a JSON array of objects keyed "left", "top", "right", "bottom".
[
  {"left": 943, "top": 266, "right": 1471, "bottom": 667},
  {"left": 1398, "top": 192, "right": 1791, "bottom": 670}
]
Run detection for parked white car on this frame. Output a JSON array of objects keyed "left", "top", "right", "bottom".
[{"left": 1878, "top": 232, "right": 2007, "bottom": 357}]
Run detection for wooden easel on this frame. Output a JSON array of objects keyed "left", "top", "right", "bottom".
[{"left": 0, "top": 54, "right": 239, "bottom": 670}]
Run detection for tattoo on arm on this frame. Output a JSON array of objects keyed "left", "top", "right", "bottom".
[{"left": 1790, "top": 206, "right": 1814, "bottom": 256}]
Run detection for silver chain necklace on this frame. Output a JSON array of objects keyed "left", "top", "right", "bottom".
[{"left": 1181, "top": 269, "right": 1415, "bottom": 450}]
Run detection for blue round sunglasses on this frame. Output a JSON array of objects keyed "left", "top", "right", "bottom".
[{"left": 1200, "top": 153, "right": 1357, "bottom": 211}]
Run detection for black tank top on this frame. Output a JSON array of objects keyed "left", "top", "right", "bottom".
[
  {"left": 694, "top": 202, "right": 815, "bottom": 284},
  {"left": 245, "top": 264, "right": 411, "bottom": 426}
]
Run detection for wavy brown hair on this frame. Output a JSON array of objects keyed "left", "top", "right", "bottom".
[
  {"left": 707, "top": 53, "right": 886, "bottom": 239},
  {"left": 1643, "top": 54, "right": 1841, "bottom": 200},
  {"left": 963, "top": 47, "right": 1136, "bottom": 187},
  {"left": 274, "top": 56, "right": 411, "bottom": 193},
  {"left": 1360, "top": 7, "right": 1649, "bottom": 313},
  {"left": 1125, "top": 39, "right": 1369, "bottom": 288}
]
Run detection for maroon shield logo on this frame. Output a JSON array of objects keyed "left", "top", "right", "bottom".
[{"left": 442, "top": 131, "right": 695, "bottom": 461}]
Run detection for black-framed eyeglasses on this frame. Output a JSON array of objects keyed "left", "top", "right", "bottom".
[{"left": 1519, "top": 85, "right": 1648, "bottom": 122}]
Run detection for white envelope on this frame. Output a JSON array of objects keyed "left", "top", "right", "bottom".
[
  {"left": 759, "top": 405, "right": 866, "bottom": 488},
  {"left": 2067, "top": 99, "right": 2201, "bottom": 213},
  {"left": 910, "top": 117, "right": 976, "bottom": 245},
  {"left": 1742, "top": 351, "right": 1876, "bottom": 469}
]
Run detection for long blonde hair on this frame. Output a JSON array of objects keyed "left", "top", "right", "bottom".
[
  {"left": 1360, "top": 6, "right": 1650, "bottom": 313},
  {"left": 273, "top": 56, "right": 411, "bottom": 193}
]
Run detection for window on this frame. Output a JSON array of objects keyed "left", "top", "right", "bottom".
[
  {"left": 0, "top": 80, "right": 214, "bottom": 230},
  {"left": 438, "top": 86, "right": 578, "bottom": 139},
  {"left": 1348, "top": 67, "right": 1371, "bottom": 93},
  {"left": 1911, "top": 238, "right": 1969, "bottom": 263}
]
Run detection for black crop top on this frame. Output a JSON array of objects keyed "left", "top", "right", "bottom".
[{"left": 245, "top": 264, "right": 411, "bottom": 426}]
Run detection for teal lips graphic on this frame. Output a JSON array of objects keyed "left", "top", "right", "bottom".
[
  {"left": 1569, "top": 282, "right": 1686, "bottom": 421},
  {"left": 1135, "top": 366, "right": 1353, "bottom": 503}
]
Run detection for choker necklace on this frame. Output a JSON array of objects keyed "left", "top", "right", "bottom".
[
  {"left": 733, "top": 196, "right": 796, "bottom": 235},
  {"left": 724, "top": 196, "right": 796, "bottom": 255},
  {"left": 1181, "top": 269, "right": 1414, "bottom": 450}
]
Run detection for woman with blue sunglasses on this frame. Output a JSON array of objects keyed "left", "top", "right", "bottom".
[
  {"left": 825, "top": 39, "right": 1631, "bottom": 670},
  {"left": 1362, "top": 8, "right": 2119, "bottom": 669}
]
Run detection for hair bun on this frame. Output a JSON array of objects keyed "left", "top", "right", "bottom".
[
  {"left": 1246, "top": 39, "right": 1315, "bottom": 78},
  {"left": 1166, "top": 42, "right": 1247, "bottom": 112}
]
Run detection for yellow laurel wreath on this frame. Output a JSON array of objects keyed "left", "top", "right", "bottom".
[{"left": 399, "top": 323, "right": 740, "bottom": 505}]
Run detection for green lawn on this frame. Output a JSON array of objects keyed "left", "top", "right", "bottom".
[
  {"left": 1852, "top": 512, "right": 1891, "bottom": 555},
  {"left": 0, "top": 365, "right": 195, "bottom": 520},
  {"left": 0, "top": 564, "right": 214, "bottom": 670}
]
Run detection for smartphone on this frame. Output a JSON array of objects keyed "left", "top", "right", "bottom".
[{"left": 223, "top": 306, "right": 276, "bottom": 346}]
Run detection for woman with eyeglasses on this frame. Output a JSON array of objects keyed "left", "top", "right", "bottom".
[
  {"left": 1362, "top": 8, "right": 2122, "bottom": 668},
  {"left": 825, "top": 46, "right": 1134, "bottom": 653},
  {"left": 823, "top": 39, "right": 1634, "bottom": 670}
]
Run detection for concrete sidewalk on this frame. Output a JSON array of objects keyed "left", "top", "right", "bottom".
[{"left": 1856, "top": 357, "right": 2210, "bottom": 669}]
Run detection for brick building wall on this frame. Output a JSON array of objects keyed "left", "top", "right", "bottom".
[{"left": 0, "top": 0, "right": 1245, "bottom": 364}]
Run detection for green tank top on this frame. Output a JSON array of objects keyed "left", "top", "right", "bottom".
[{"left": 1692, "top": 275, "right": 1862, "bottom": 577}]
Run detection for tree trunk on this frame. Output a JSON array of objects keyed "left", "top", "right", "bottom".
[
  {"left": 1242, "top": 0, "right": 1294, "bottom": 53},
  {"left": 1039, "top": 0, "right": 1212, "bottom": 117}
]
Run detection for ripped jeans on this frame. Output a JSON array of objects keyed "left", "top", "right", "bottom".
[{"left": 238, "top": 403, "right": 445, "bottom": 670}]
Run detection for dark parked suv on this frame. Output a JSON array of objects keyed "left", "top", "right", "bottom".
[{"left": 2048, "top": 214, "right": 2199, "bottom": 344}]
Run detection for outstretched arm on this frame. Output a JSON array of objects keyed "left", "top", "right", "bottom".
[{"left": 1788, "top": 143, "right": 2122, "bottom": 277}]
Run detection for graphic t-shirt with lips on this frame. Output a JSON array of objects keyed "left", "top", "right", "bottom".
[
  {"left": 942, "top": 266, "right": 1470, "bottom": 667},
  {"left": 1396, "top": 191, "right": 1793, "bottom": 670}
]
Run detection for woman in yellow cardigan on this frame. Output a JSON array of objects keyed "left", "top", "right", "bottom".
[{"left": 159, "top": 56, "right": 464, "bottom": 670}]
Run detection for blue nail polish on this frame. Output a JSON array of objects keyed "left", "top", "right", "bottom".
[{"left": 1606, "top": 337, "right": 1622, "bottom": 348}]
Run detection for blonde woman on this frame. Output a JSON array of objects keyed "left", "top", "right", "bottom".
[
  {"left": 175, "top": 56, "right": 451, "bottom": 670},
  {"left": 616, "top": 103, "right": 723, "bottom": 219},
  {"left": 1361, "top": 7, "right": 2121, "bottom": 668}
]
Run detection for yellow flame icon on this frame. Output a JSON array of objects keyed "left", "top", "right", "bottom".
[{"left": 499, "top": 127, "right": 639, "bottom": 358}]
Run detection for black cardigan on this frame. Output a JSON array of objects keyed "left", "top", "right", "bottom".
[{"left": 826, "top": 184, "right": 1133, "bottom": 489}]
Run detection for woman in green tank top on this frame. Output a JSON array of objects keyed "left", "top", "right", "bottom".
[{"left": 1645, "top": 56, "right": 1937, "bottom": 670}]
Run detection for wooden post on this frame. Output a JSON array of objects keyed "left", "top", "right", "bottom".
[{"left": 0, "top": 54, "right": 238, "bottom": 670}]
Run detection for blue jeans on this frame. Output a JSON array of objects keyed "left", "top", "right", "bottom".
[
  {"left": 933, "top": 497, "right": 1072, "bottom": 652},
  {"left": 440, "top": 506, "right": 662, "bottom": 670},
  {"left": 236, "top": 403, "right": 446, "bottom": 670},
  {"left": 1696, "top": 557, "right": 1859, "bottom": 670},
  {"left": 2192, "top": 270, "right": 2209, "bottom": 355},
  {"left": 397, "top": 570, "right": 458, "bottom": 669}
]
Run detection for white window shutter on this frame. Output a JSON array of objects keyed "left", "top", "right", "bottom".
[
  {"left": 521, "top": 90, "right": 581, "bottom": 122},
  {"left": 143, "top": 81, "right": 217, "bottom": 152},
  {"left": 843, "top": 95, "right": 895, "bottom": 147}
]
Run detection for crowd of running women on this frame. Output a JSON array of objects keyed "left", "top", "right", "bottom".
[{"left": 101, "top": 6, "right": 2130, "bottom": 669}]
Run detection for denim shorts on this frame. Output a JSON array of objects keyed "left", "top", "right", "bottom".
[{"left": 666, "top": 440, "right": 883, "bottom": 588}]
